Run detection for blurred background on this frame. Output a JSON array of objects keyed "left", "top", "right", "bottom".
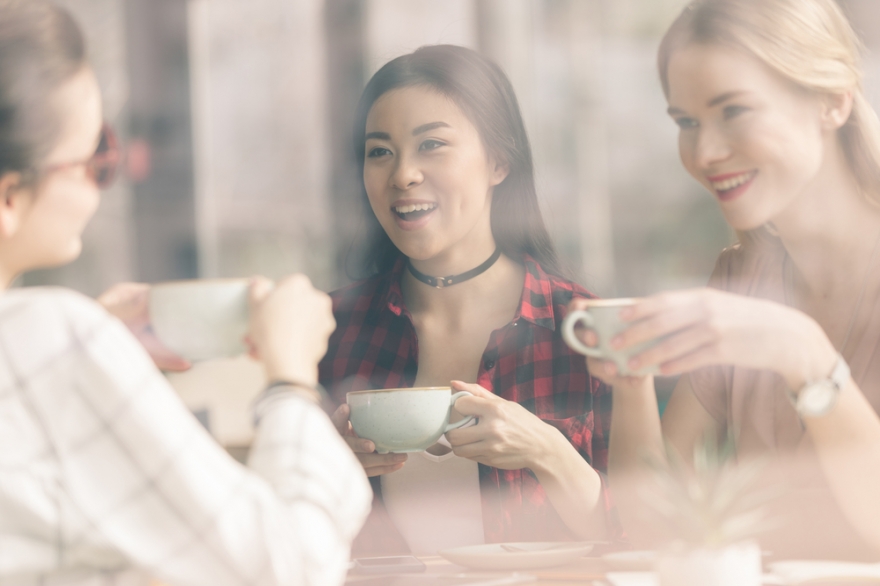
[
  {"left": 21, "top": 0, "right": 880, "bottom": 297},
  {"left": 21, "top": 0, "right": 880, "bottom": 443}
]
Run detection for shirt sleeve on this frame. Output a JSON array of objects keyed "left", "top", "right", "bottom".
[{"left": 28, "top": 293, "right": 371, "bottom": 586}]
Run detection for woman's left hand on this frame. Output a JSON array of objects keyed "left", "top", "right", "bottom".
[
  {"left": 445, "top": 380, "right": 565, "bottom": 472},
  {"left": 98, "top": 282, "right": 191, "bottom": 372}
]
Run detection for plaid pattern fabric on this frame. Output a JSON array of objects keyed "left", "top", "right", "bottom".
[
  {"left": 319, "top": 255, "right": 612, "bottom": 544},
  {"left": 0, "top": 288, "right": 370, "bottom": 586}
]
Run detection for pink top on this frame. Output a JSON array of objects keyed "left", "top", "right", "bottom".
[{"left": 688, "top": 230, "right": 880, "bottom": 560}]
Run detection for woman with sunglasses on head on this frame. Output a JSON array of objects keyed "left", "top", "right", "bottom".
[
  {"left": 577, "top": 0, "right": 880, "bottom": 559},
  {"left": 0, "top": 2, "right": 369, "bottom": 584},
  {"left": 321, "top": 45, "right": 613, "bottom": 554}
]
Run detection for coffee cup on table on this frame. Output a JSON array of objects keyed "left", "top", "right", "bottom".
[
  {"left": 346, "top": 387, "right": 475, "bottom": 454},
  {"left": 561, "top": 298, "right": 661, "bottom": 376},
  {"left": 149, "top": 278, "right": 250, "bottom": 363}
]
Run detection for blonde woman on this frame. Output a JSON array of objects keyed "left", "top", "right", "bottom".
[{"left": 574, "top": 0, "right": 880, "bottom": 559}]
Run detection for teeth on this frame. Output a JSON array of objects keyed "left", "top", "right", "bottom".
[
  {"left": 711, "top": 172, "right": 754, "bottom": 192},
  {"left": 393, "top": 203, "right": 436, "bottom": 214}
]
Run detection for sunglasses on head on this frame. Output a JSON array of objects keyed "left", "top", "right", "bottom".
[{"left": 40, "top": 123, "right": 121, "bottom": 190}]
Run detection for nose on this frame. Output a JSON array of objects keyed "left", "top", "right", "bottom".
[
  {"left": 692, "top": 124, "right": 732, "bottom": 170},
  {"left": 390, "top": 153, "right": 423, "bottom": 190}
]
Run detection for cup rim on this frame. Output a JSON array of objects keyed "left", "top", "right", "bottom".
[
  {"left": 347, "top": 386, "right": 452, "bottom": 396},
  {"left": 151, "top": 277, "right": 250, "bottom": 290},
  {"left": 579, "top": 297, "right": 639, "bottom": 308}
]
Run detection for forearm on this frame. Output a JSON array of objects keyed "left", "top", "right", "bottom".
[
  {"left": 607, "top": 377, "right": 667, "bottom": 547},
  {"left": 804, "top": 380, "right": 880, "bottom": 553},
  {"left": 531, "top": 429, "right": 607, "bottom": 540}
]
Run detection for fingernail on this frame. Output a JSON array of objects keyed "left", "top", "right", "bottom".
[
  {"left": 620, "top": 307, "right": 634, "bottom": 320},
  {"left": 362, "top": 441, "right": 374, "bottom": 451},
  {"left": 604, "top": 362, "right": 615, "bottom": 375},
  {"left": 394, "top": 454, "right": 407, "bottom": 461},
  {"left": 628, "top": 358, "right": 640, "bottom": 369},
  {"left": 611, "top": 336, "right": 623, "bottom": 349}
]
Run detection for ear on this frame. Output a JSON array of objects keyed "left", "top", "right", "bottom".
[
  {"left": 820, "top": 91, "right": 854, "bottom": 131},
  {"left": 488, "top": 157, "right": 510, "bottom": 188},
  {"left": 0, "top": 172, "right": 29, "bottom": 239}
]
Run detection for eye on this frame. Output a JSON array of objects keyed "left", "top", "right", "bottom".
[
  {"left": 419, "top": 139, "right": 445, "bottom": 151},
  {"left": 673, "top": 117, "right": 699, "bottom": 130},
  {"left": 723, "top": 105, "right": 749, "bottom": 119},
  {"left": 367, "top": 146, "right": 392, "bottom": 158}
]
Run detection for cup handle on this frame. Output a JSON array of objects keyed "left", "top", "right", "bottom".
[
  {"left": 562, "top": 310, "right": 604, "bottom": 357},
  {"left": 444, "top": 391, "right": 476, "bottom": 432}
]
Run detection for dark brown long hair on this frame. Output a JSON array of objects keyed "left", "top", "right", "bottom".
[
  {"left": 0, "top": 0, "right": 86, "bottom": 182},
  {"left": 348, "top": 44, "right": 566, "bottom": 279}
]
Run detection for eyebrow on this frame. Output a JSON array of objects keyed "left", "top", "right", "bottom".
[
  {"left": 667, "top": 90, "right": 749, "bottom": 116},
  {"left": 365, "top": 131, "right": 390, "bottom": 141},
  {"left": 413, "top": 121, "right": 450, "bottom": 135}
]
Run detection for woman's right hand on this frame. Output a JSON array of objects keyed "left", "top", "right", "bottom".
[
  {"left": 247, "top": 275, "right": 335, "bottom": 385},
  {"left": 567, "top": 298, "right": 652, "bottom": 390},
  {"left": 330, "top": 404, "right": 408, "bottom": 477}
]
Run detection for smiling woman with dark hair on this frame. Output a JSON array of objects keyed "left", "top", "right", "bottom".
[{"left": 321, "top": 44, "right": 613, "bottom": 554}]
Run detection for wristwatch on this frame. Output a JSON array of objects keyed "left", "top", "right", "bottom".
[{"left": 789, "top": 353, "right": 850, "bottom": 418}]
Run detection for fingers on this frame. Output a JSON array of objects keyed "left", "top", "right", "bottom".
[
  {"left": 248, "top": 276, "right": 274, "bottom": 307},
  {"left": 330, "top": 404, "right": 352, "bottom": 435},
  {"left": 450, "top": 381, "right": 499, "bottom": 417},
  {"left": 626, "top": 324, "right": 718, "bottom": 374},
  {"left": 144, "top": 339, "right": 191, "bottom": 372},
  {"left": 348, "top": 441, "right": 408, "bottom": 477},
  {"left": 342, "top": 433, "right": 378, "bottom": 454},
  {"left": 445, "top": 423, "right": 485, "bottom": 446},
  {"left": 363, "top": 460, "right": 407, "bottom": 477},
  {"left": 654, "top": 343, "right": 717, "bottom": 376}
]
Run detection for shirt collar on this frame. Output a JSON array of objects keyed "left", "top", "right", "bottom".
[{"left": 380, "top": 253, "right": 558, "bottom": 331}]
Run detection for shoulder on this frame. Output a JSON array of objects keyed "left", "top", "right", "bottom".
[
  {"left": 709, "top": 231, "right": 785, "bottom": 295},
  {"left": 0, "top": 287, "right": 110, "bottom": 336},
  {"left": 0, "top": 287, "right": 126, "bottom": 373}
]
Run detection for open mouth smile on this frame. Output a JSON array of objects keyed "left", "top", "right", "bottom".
[
  {"left": 392, "top": 202, "right": 437, "bottom": 222},
  {"left": 708, "top": 170, "right": 758, "bottom": 202}
]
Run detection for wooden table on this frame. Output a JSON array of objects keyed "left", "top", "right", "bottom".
[{"left": 346, "top": 555, "right": 615, "bottom": 585}]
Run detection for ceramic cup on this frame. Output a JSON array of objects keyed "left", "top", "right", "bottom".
[
  {"left": 149, "top": 278, "right": 250, "bottom": 362},
  {"left": 347, "top": 387, "right": 475, "bottom": 454},
  {"left": 561, "top": 298, "right": 660, "bottom": 376}
]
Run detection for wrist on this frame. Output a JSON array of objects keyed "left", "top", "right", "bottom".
[
  {"left": 784, "top": 324, "right": 838, "bottom": 393},
  {"left": 529, "top": 425, "right": 570, "bottom": 478},
  {"left": 263, "top": 357, "right": 318, "bottom": 387}
]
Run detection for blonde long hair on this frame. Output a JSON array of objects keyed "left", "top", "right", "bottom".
[{"left": 658, "top": 0, "right": 880, "bottom": 203}]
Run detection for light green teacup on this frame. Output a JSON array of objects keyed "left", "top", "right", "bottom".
[
  {"left": 347, "top": 387, "right": 475, "bottom": 454},
  {"left": 149, "top": 278, "right": 249, "bottom": 362},
  {"left": 561, "top": 298, "right": 661, "bottom": 376}
]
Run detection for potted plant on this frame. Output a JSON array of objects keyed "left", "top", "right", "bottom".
[{"left": 643, "top": 433, "right": 776, "bottom": 586}]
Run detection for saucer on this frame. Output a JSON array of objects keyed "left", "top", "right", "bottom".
[{"left": 439, "top": 542, "right": 594, "bottom": 570}]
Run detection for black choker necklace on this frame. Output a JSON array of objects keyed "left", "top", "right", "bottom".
[{"left": 407, "top": 249, "right": 502, "bottom": 289}]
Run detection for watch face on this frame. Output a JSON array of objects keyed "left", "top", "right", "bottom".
[{"left": 798, "top": 381, "right": 836, "bottom": 417}]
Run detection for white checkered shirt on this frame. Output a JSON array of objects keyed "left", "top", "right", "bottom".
[{"left": 0, "top": 288, "right": 371, "bottom": 586}]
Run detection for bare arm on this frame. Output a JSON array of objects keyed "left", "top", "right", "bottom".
[
  {"left": 606, "top": 370, "right": 717, "bottom": 547},
  {"left": 447, "top": 381, "right": 607, "bottom": 540},
  {"left": 603, "top": 288, "right": 880, "bottom": 554},
  {"left": 802, "top": 376, "right": 880, "bottom": 551}
]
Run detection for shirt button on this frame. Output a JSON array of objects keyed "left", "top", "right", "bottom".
[{"left": 484, "top": 358, "right": 496, "bottom": 370}]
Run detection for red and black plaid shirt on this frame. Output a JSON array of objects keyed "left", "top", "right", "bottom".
[{"left": 319, "top": 255, "right": 612, "bottom": 547}]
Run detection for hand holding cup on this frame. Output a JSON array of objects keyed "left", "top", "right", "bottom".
[
  {"left": 247, "top": 274, "right": 336, "bottom": 385},
  {"left": 562, "top": 298, "right": 662, "bottom": 382}
]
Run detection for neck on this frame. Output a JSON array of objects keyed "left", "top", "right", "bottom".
[
  {"left": 0, "top": 257, "right": 18, "bottom": 290},
  {"left": 402, "top": 251, "right": 525, "bottom": 324},
  {"left": 770, "top": 145, "right": 880, "bottom": 296}
]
